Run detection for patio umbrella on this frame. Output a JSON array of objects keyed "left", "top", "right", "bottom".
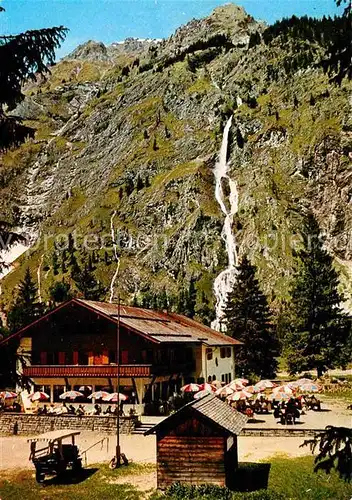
[
  {"left": 28, "top": 391, "right": 49, "bottom": 402},
  {"left": 79, "top": 385, "right": 92, "bottom": 392},
  {"left": 233, "top": 378, "right": 249, "bottom": 386},
  {"left": 227, "top": 390, "right": 253, "bottom": 401},
  {"left": 198, "top": 383, "right": 216, "bottom": 392},
  {"left": 291, "top": 378, "right": 315, "bottom": 387},
  {"left": 59, "top": 390, "right": 84, "bottom": 400},
  {"left": 227, "top": 381, "right": 245, "bottom": 391},
  {"left": 244, "top": 385, "right": 259, "bottom": 394},
  {"left": 194, "top": 389, "right": 212, "bottom": 400},
  {"left": 254, "top": 380, "right": 276, "bottom": 391},
  {"left": 272, "top": 385, "right": 294, "bottom": 395},
  {"left": 215, "top": 385, "right": 234, "bottom": 397},
  {"left": 103, "top": 392, "right": 128, "bottom": 402},
  {"left": 88, "top": 391, "right": 110, "bottom": 400},
  {"left": 0, "top": 391, "right": 17, "bottom": 399},
  {"left": 211, "top": 380, "right": 222, "bottom": 389},
  {"left": 298, "top": 382, "right": 321, "bottom": 393},
  {"left": 269, "top": 391, "right": 291, "bottom": 401},
  {"left": 181, "top": 383, "right": 200, "bottom": 393}
]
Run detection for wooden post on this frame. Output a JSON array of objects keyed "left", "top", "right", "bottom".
[{"left": 115, "top": 296, "right": 121, "bottom": 467}]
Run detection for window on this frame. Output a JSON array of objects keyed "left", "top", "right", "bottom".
[
  {"left": 40, "top": 352, "right": 47, "bottom": 365},
  {"left": 58, "top": 352, "right": 65, "bottom": 365},
  {"left": 109, "top": 350, "right": 116, "bottom": 364},
  {"left": 65, "top": 351, "right": 73, "bottom": 365},
  {"left": 212, "top": 375, "right": 216, "bottom": 381},
  {"left": 79, "top": 352, "right": 88, "bottom": 365},
  {"left": 206, "top": 348, "right": 213, "bottom": 361},
  {"left": 31, "top": 352, "right": 40, "bottom": 364},
  {"left": 121, "top": 350, "right": 129, "bottom": 364},
  {"left": 226, "top": 347, "right": 232, "bottom": 358},
  {"left": 220, "top": 347, "right": 226, "bottom": 358},
  {"left": 207, "top": 376, "right": 212, "bottom": 383},
  {"left": 221, "top": 374, "right": 225, "bottom": 382},
  {"left": 73, "top": 352, "right": 79, "bottom": 365},
  {"left": 185, "top": 348, "right": 193, "bottom": 362}
]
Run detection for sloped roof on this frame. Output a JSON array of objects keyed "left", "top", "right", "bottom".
[
  {"left": 0, "top": 299, "right": 241, "bottom": 348},
  {"left": 78, "top": 299, "right": 241, "bottom": 347},
  {"left": 145, "top": 394, "right": 247, "bottom": 436}
]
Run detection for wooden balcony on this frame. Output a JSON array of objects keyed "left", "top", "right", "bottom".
[{"left": 23, "top": 364, "right": 152, "bottom": 378}]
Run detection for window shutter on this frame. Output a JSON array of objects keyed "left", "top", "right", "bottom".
[
  {"left": 121, "top": 350, "right": 129, "bottom": 364},
  {"left": 40, "top": 352, "right": 47, "bottom": 365},
  {"left": 73, "top": 352, "right": 79, "bottom": 365},
  {"left": 88, "top": 352, "right": 94, "bottom": 365},
  {"left": 58, "top": 352, "right": 65, "bottom": 365}
]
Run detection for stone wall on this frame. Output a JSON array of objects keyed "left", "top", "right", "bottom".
[
  {"left": 240, "top": 428, "right": 323, "bottom": 437},
  {"left": 0, "top": 413, "right": 140, "bottom": 435}
]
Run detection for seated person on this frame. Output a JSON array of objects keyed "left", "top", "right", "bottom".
[
  {"left": 38, "top": 404, "right": 48, "bottom": 415},
  {"left": 310, "top": 396, "right": 321, "bottom": 410},
  {"left": 48, "top": 404, "right": 56, "bottom": 414},
  {"left": 104, "top": 405, "right": 113, "bottom": 415},
  {"left": 68, "top": 404, "right": 76, "bottom": 415},
  {"left": 56, "top": 402, "right": 69, "bottom": 415},
  {"left": 93, "top": 404, "right": 102, "bottom": 415},
  {"left": 76, "top": 404, "right": 86, "bottom": 416},
  {"left": 12, "top": 401, "right": 21, "bottom": 413}
]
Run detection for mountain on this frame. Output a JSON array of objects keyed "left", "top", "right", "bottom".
[{"left": 0, "top": 3, "right": 351, "bottom": 324}]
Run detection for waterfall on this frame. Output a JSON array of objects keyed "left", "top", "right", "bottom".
[
  {"left": 109, "top": 210, "right": 120, "bottom": 303},
  {"left": 37, "top": 254, "right": 44, "bottom": 302},
  {"left": 211, "top": 116, "right": 239, "bottom": 331}
]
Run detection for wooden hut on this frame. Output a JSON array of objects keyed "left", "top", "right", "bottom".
[{"left": 145, "top": 394, "right": 247, "bottom": 489}]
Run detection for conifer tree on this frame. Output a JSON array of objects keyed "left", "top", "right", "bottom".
[
  {"left": 284, "top": 214, "right": 351, "bottom": 377},
  {"left": 72, "top": 264, "right": 106, "bottom": 301},
  {"left": 224, "top": 256, "right": 279, "bottom": 378},
  {"left": 49, "top": 280, "right": 71, "bottom": 305},
  {"left": 0, "top": 7, "right": 67, "bottom": 150},
  {"left": 7, "top": 268, "right": 44, "bottom": 332}
]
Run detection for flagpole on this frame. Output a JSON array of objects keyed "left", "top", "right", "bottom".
[{"left": 116, "top": 294, "right": 121, "bottom": 467}]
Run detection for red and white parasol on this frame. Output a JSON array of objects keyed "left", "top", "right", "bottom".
[
  {"left": 181, "top": 383, "right": 200, "bottom": 393},
  {"left": 103, "top": 392, "right": 128, "bottom": 402},
  {"left": 88, "top": 391, "right": 110, "bottom": 400},
  {"left": 28, "top": 391, "right": 49, "bottom": 402},
  {"left": 0, "top": 391, "right": 17, "bottom": 399},
  {"left": 198, "top": 383, "right": 216, "bottom": 392},
  {"left": 227, "top": 390, "right": 253, "bottom": 401},
  {"left": 253, "top": 380, "right": 276, "bottom": 391},
  {"left": 272, "top": 385, "right": 294, "bottom": 395},
  {"left": 59, "top": 390, "right": 84, "bottom": 400}
]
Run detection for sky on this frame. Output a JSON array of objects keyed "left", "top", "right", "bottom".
[{"left": 0, "top": 0, "right": 342, "bottom": 58}]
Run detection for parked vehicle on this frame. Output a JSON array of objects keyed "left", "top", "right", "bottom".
[{"left": 28, "top": 430, "right": 82, "bottom": 482}]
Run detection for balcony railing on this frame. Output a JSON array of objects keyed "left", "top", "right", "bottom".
[{"left": 23, "top": 364, "right": 152, "bottom": 378}]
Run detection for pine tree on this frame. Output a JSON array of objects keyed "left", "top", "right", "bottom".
[
  {"left": 49, "top": 280, "right": 71, "bottom": 304},
  {"left": 0, "top": 8, "right": 67, "bottom": 150},
  {"left": 7, "top": 268, "right": 44, "bottom": 332},
  {"left": 284, "top": 214, "right": 351, "bottom": 377},
  {"left": 224, "top": 256, "right": 279, "bottom": 378},
  {"left": 72, "top": 264, "right": 106, "bottom": 300}
]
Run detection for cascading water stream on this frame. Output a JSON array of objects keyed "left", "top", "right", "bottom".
[
  {"left": 211, "top": 116, "right": 239, "bottom": 331},
  {"left": 109, "top": 210, "right": 120, "bottom": 303}
]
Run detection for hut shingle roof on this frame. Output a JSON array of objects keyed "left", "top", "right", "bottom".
[{"left": 145, "top": 394, "right": 247, "bottom": 436}]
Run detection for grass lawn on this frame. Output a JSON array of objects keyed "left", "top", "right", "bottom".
[{"left": 0, "top": 457, "right": 351, "bottom": 500}]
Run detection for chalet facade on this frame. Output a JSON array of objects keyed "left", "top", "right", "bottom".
[
  {"left": 145, "top": 394, "right": 247, "bottom": 489},
  {"left": 1, "top": 299, "right": 241, "bottom": 404}
]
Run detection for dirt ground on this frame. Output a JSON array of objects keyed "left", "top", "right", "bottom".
[{"left": 0, "top": 397, "right": 350, "bottom": 471}]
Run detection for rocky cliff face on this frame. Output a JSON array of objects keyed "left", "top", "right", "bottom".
[{"left": 0, "top": 4, "right": 351, "bottom": 321}]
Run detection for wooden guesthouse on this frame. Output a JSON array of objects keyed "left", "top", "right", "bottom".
[{"left": 145, "top": 394, "right": 247, "bottom": 490}]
